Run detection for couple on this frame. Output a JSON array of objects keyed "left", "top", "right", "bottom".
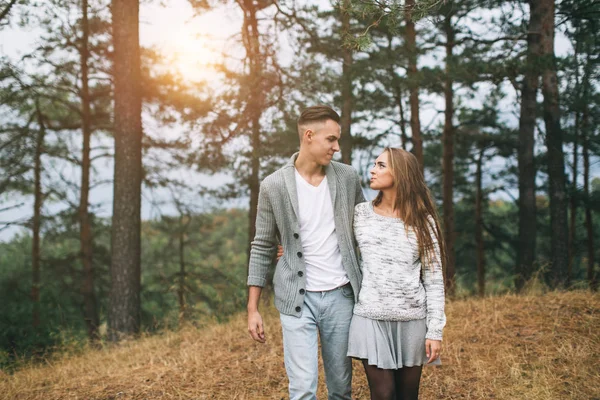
[{"left": 247, "top": 105, "right": 446, "bottom": 400}]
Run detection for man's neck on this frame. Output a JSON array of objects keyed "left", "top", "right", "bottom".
[{"left": 295, "top": 151, "right": 326, "bottom": 178}]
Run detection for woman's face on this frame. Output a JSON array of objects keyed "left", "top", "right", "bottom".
[{"left": 370, "top": 151, "right": 394, "bottom": 191}]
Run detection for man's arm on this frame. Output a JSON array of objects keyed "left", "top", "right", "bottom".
[
  {"left": 247, "top": 181, "right": 278, "bottom": 287},
  {"left": 247, "top": 181, "right": 278, "bottom": 343},
  {"left": 248, "top": 286, "right": 265, "bottom": 342}
]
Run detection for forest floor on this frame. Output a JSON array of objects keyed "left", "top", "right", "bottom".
[{"left": 1, "top": 290, "right": 599, "bottom": 400}]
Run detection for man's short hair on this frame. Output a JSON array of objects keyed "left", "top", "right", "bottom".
[{"left": 297, "top": 106, "right": 341, "bottom": 140}]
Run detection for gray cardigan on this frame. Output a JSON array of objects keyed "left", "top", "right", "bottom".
[{"left": 247, "top": 153, "right": 366, "bottom": 317}]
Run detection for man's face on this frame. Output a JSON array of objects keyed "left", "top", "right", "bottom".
[{"left": 305, "top": 119, "right": 341, "bottom": 166}]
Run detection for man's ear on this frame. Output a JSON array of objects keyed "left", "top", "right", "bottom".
[{"left": 305, "top": 129, "right": 313, "bottom": 141}]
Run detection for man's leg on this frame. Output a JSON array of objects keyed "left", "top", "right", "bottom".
[
  {"left": 280, "top": 293, "right": 320, "bottom": 400},
  {"left": 319, "top": 284, "right": 354, "bottom": 400}
]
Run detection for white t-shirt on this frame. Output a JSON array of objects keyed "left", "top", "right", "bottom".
[{"left": 294, "top": 169, "right": 349, "bottom": 291}]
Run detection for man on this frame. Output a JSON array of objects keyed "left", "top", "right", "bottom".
[{"left": 247, "top": 105, "right": 366, "bottom": 400}]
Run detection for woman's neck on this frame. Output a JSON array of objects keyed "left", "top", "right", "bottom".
[{"left": 375, "top": 190, "right": 398, "bottom": 216}]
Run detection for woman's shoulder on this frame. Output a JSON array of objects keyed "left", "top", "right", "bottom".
[{"left": 354, "top": 201, "right": 371, "bottom": 217}]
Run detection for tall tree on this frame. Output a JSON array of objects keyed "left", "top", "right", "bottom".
[
  {"left": 405, "top": 0, "right": 423, "bottom": 170},
  {"left": 539, "top": 0, "right": 568, "bottom": 288},
  {"left": 239, "top": 0, "right": 266, "bottom": 263},
  {"left": 79, "top": 0, "right": 99, "bottom": 340},
  {"left": 567, "top": 34, "right": 580, "bottom": 287},
  {"left": 109, "top": 0, "right": 143, "bottom": 340},
  {"left": 475, "top": 144, "right": 486, "bottom": 296},
  {"left": 32, "top": 101, "right": 46, "bottom": 329},
  {"left": 189, "top": 0, "right": 293, "bottom": 266},
  {"left": 515, "top": 0, "right": 542, "bottom": 291},
  {"left": 339, "top": 0, "right": 354, "bottom": 165},
  {"left": 441, "top": 5, "right": 456, "bottom": 296},
  {"left": 579, "top": 32, "right": 597, "bottom": 290}
]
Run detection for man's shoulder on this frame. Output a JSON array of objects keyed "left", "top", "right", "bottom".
[
  {"left": 330, "top": 160, "right": 359, "bottom": 179},
  {"left": 261, "top": 164, "right": 292, "bottom": 188}
]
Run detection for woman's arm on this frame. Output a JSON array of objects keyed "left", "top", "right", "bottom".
[{"left": 421, "top": 226, "right": 446, "bottom": 341}]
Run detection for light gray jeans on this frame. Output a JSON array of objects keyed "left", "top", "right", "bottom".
[{"left": 279, "top": 284, "right": 354, "bottom": 400}]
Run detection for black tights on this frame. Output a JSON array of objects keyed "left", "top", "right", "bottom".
[{"left": 362, "top": 360, "right": 423, "bottom": 400}]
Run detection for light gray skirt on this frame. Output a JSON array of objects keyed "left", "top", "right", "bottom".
[{"left": 347, "top": 314, "right": 441, "bottom": 369}]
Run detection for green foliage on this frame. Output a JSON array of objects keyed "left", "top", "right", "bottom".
[
  {"left": 141, "top": 208, "right": 249, "bottom": 328},
  {"left": 0, "top": 208, "right": 250, "bottom": 367}
]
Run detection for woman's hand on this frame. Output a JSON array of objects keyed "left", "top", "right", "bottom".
[
  {"left": 425, "top": 339, "right": 442, "bottom": 363},
  {"left": 276, "top": 244, "right": 283, "bottom": 261}
]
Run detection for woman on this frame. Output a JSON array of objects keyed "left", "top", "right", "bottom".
[{"left": 347, "top": 147, "right": 447, "bottom": 400}]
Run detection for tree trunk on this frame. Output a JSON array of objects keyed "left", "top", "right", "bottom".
[
  {"left": 476, "top": 146, "right": 485, "bottom": 297},
  {"left": 79, "top": 0, "right": 99, "bottom": 341},
  {"left": 109, "top": 0, "right": 143, "bottom": 341},
  {"left": 178, "top": 215, "right": 186, "bottom": 325},
  {"left": 583, "top": 113, "right": 594, "bottom": 290},
  {"left": 32, "top": 103, "right": 46, "bottom": 329},
  {"left": 339, "top": 0, "right": 353, "bottom": 165},
  {"left": 539, "top": 0, "right": 568, "bottom": 288},
  {"left": 567, "top": 36, "right": 580, "bottom": 288},
  {"left": 385, "top": 33, "right": 408, "bottom": 150},
  {"left": 240, "top": 0, "right": 263, "bottom": 266},
  {"left": 581, "top": 48, "right": 596, "bottom": 291},
  {"left": 397, "top": 93, "right": 408, "bottom": 150},
  {"left": 405, "top": 0, "right": 423, "bottom": 171},
  {"left": 442, "top": 15, "right": 456, "bottom": 296},
  {"left": 515, "top": 0, "right": 541, "bottom": 292}
]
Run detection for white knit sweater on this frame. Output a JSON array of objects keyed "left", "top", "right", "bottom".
[{"left": 352, "top": 202, "right": 447, "bottom": 340}]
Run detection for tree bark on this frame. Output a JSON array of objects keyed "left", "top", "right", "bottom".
[
  {"left": 397, "top": 93, "right": 408, "bottom": 150},
  {"left": 515, "top": 0, "right": 541, "bottom": 292},
  {"left": 442, "top": 14, "right": 456, "bottom": 296},
  {"left": 109, "top": 0, "right": 143, "bottom": 341},
  {"left": 239, "top": 0, "right": 263, "bottom": 265},
  {"left": 405, "top": 0, "right": 423, "bottom": 171},
  {"left": 539, "top": 0, "right": 568, "bottom": 288},
  {"left": 32, "top": 103, "right": 46, "bottom": 329},
  {"left": 178, "top": 215, "right": 186, "bottom": 325},
  {"left": 339, "top": 0, "right": 353, "bottom": 165},
  {"left": 583, "top": 111, "right": 594, "bottom": 290},
  {"left": 385, "top": 33, "right": 408, "bottom": 150},
  {"left": 567, "top": 36, "right": 580, "bottom": 288},
  {"left": 476, "top": 146, "right": 485, "bottom": 297},
  {"left": 581, "top": 48, "right": 596, "bottom": 291},
  {"left": 79, "top": 0, "right": 99, "bottom": 341}
]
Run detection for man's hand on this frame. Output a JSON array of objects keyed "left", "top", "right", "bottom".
[
  {"left": 425, "top": 339, "right": 442, "bottom": 363},
  {"left": 248, "top": 310, "right": 266, "bottom": 343}
]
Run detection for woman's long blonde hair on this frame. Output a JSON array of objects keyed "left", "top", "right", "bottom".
[{"left": 373, "top": 148, "right": 447, "bottom": 272}]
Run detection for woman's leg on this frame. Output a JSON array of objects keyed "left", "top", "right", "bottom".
[
  {"left": 394, "top": 365, "right": 423, "bottom": 400},
  {"left": 362, "top": 360, "right": 396, "bottom": 400}
]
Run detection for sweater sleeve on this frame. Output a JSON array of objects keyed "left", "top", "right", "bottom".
[
  {"left": 247, "top": 181, "right": 278, "bottom": 287},
  {"left": 354, "top": 173, "right": 366, "bottom": 204},
  {"left": 421, "top": 218, "right": 446, "bottom": 340}
]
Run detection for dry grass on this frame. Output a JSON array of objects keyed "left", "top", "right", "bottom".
[{"left": 1, "top": 291, "right": 599, "bottom": 400}]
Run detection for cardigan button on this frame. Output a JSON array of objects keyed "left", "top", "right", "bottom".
[
  {"left": 299, "top": 289, "right": 305, "bottom": 295},
  {"left": 295, "top": 306, "right": 301, "bottom": 312},
  {"left": 294, "top": 233, "right": 299, "bottom": 239},
  {"left": 297, "top": 252, "right": 303, "bottom": 258},
  {"left": 298, "top": 271, "right": 304, "bottom": 277}
]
